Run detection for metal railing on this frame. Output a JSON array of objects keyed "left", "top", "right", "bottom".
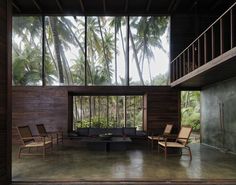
[{"left": 170, "top": 2, "right": 236, "bottom": 83}]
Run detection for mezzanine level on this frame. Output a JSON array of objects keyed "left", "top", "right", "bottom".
[{"left": 170, "top": 2, "right": 236, "bottom": 89}]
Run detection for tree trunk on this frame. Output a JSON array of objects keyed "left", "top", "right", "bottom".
[
  {"left": 148, "top": 57, "right": 152, "bottom": 84},
  {"left": 129, "top": 28, "right": 145, "bottom": 85},
  {"left": 98, "top": 17, "right": 112, "bottom": 84},
  {"left": 49, "top": 17, "right": 64, "bottom": 84}
]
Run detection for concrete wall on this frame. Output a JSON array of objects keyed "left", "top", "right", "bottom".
[{"left": 201, "top": 77, "right": 236, "bottom": 153}]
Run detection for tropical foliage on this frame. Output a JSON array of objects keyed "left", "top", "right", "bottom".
[
  {"left": 181, "top": 91, "right": 200, "bottom": 131},
  {"left": 73, "top": 96, "right": 143, "bottom": 130},
  {"left": 12, "top": 16, "right": 170, "bottom": 86}
]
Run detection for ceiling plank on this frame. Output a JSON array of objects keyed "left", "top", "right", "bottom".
[
  {"left": 188, "top": 0, "right": 199, "bottom": 12},
  {"left": 12, "top": 1, "right": 21, "bottom": 13},
  {"left": 124, "top": 0, "right": 128, "bottom": 13},
  {"left": 56, "top": 0, "right": 63, "bottom": 12},
  {"left": 103, "top": 0, "right": 106, "bottom": 13},
  {"left": 79, "top": 0, "right": 85, "bottom": 13},
  {"left": 33, "top": 0, "right": 42, "bottom": 13},
  {"left": 168, "top": 0, "right": 181, "bottom": 14},
  {"left": 210, "top": 0, "right": 222, "bottom": 11},
  {"left": 146, "top": 0, "right": 152, "bottom": 12},
  {"left": 168, "top": 0, "right": 176, "bottom": 13}
]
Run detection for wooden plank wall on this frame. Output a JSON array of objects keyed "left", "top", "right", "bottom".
[
  {"left": 0, "top": 0, "right": 11, "bottom": 183},
  {"left": 146, "top": 90, "right": 180, "bottom": 134},
  {"left": 12, "top": 87, "right": 68, "bottom": 137},
  {"left": 12, "top": 86, "right": 180, "bottom": 142}
]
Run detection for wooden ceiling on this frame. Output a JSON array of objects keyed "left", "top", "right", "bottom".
[{"left": 12, "top": 0, "right": 235, "bottom": 15}]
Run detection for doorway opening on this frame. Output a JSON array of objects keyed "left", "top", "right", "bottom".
[{"left": 181, "top": 91, "right": 201, "bottom": 143}]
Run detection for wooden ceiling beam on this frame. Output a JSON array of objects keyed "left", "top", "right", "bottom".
[
  {"left": 12, "top": 1, "right": 21, "bottom": 13},
  {"left": 79, "top": 0, "right": 85, "bottom": 13},
  {"left": 56, "top": 0, "right": 63, "bottom": 12},
  {"left": 103, "top": 0, "right": 106, "bottom": 13},
  {"left": 124, "top": 0, "right": 128, "bottom": 13},
  {"left": 33, "top": 0, "right": 42, "bottom": 13},
  {"left": 210, "top": 0, "right": 222, "bottom": 11},
  {"left": 189, "top": 0, "right": 199, "bottom": 12},
  {"left": 168, "top": 0, "right": 181, "bottom": 14},
  {"left": 146, "top": 0, "right": 152, "bottom": 12}
]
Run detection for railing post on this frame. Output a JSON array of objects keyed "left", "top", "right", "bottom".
[
  {"left": 192, "top": 45, "right": 195, "bottom": 71},
  {"left": 187, "top": 48, "right": 190, "bottom": 74},
  {"left": 220, "top": 18, "right": 223, "bottom": 54},
  {"left": 198, "top": 39, "right": 201, "bottom": 67},
  {"left": 175, "top": 59, "right": 178, "bottom": 80},
  {"left": 211, "top": 27, "right": 215, "bottom": 59},
  {"left": 204, "top": 33, "right": 207, "bottom": 64},
  {"left": 183, "top": 52, "right": 186, "bottom": 75},
  {"left": 179, "top": 57, "right": 182, "bottom": 78},
  {"left": 230, "top": 9, "right": 233, "bottom": 48}
]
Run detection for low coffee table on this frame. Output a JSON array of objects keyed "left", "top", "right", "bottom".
[{"left": 80, "top": 136, "right": 132, "bottom": 151}]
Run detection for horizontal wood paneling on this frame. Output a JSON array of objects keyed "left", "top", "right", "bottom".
[
  {"left": 12, "top": 87, "right": 68, "bottom": 138},
  {"left": 147, "top": 90, "right": 180, "bottom": 134},
  {"left": 13, "top": 86, "right": 180, "bottom": 142}
]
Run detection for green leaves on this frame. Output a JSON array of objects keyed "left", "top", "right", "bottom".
[{"left": 181, "top": 91, "right": 200, "bottom": 131}]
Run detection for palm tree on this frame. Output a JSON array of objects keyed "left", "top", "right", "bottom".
[
  {"left": 12, "top": 17, "right": 43, "bottom": 85},
  {"left": 129, "top": 16, "right": 169, "bottom": 85}
]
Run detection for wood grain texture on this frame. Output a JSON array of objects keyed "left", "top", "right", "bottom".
[
  {"left": 13, "top": 86, "right": 180, "bottom": 141},
  {"left": 12, "top": 87, "right": 68, "bottom": 137},
  {"left": 146, "top": 90, "right": 180, "bottom": 134}
]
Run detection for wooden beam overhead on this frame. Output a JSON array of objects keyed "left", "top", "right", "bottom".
[
  {"left": 124, "top": 0, "right": 128, "bottom": 13},
  {"left": 79, "top": 0, "right": 85, "bottom": 13},
  {"left": 172, "top": 0, "right": 181, "bottom": 13},
  {"left": 56, "top": 0, "right": 63, "bottom": 12},
  {"left": 210, "top": 0, "right": 222, "bottom": 11},
  {"left": 103, "top": 0, "right": 106, "bottom": 13},
  {"left": 189, "top": 0, "right": 198, "bottom": 12},
  {"left": 168, "top": 0, "right": 175, "bottom": 13},
  {"left": 12, "top": 1, "right": 21, "bottom": 13},
  {"left": 33, "top": 0, "right": 42, "bottom": 13},
  {"left": 146, "top": 0, "right": 152, "bottom": 12},
  {"left": 168, "top": 0, "right": 181, "bottom": 14}
]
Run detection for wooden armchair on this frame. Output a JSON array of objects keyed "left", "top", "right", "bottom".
[
  {"left": 147, "top": 123, "right": 174, "bottom": 149},
  {"left": 36, "top": 124, "right": 63, "bottom": 144},
  {"left": 158, "top": 126, "right": 192, "bottom": 160},
  {"left": 16, "top": 125, "right": 52, "bottom": 159}
]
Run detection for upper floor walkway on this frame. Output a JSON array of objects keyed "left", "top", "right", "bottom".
[{"left": 170, "top": 2, "right": 236, "bottom": 89}]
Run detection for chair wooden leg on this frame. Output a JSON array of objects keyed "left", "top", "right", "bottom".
[
  {"left": 158, "top": 143, "right": 160, "bottom": 153},
  {"left": 164, "top": 147, "right": 167, "bottom": 159},
  {"left": 61, "top": 132, "right": 63, "bottom": 144},
  {"left": 151, "top": 140, "right": 153, "bottom": 149},
  {"left": 187, "top": 146, "right": 192, "bottom": 160},
  {"left": 57, "top": 133, "right": 59, "bottom": 144},
  {"left": 18, "top": 147, "right": 22, "bottom": 159}
]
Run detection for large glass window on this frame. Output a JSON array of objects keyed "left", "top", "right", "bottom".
[
  {"left": 12, "top": 16, "right": 42, "bottom": 86},
  {"left": 87, "top": 17, "right": 126, "bottom": 85},
  {"left": 73, "top": 95, "right": 143, "bottom": 130},
  {"left": 129, "top": 16, "right": 170, "bottom": 85},
  {"left": 45, "top": 16, "right": 85, "bottom": 85},
  {"left": 12, "top": 16, "right": 169, "bottom": 86}
]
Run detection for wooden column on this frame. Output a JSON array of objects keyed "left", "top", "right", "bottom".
[{"left": 0, "top": 0, "right": 12, "bottom": 184}]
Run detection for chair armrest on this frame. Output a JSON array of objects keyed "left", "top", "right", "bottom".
[{"left": 22, "top": 136, "right": 45, "bottom": 140}]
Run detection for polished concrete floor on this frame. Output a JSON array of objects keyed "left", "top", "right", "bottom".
[{"left": 12, "top": 139, "right": 236, "bottom": 181}]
